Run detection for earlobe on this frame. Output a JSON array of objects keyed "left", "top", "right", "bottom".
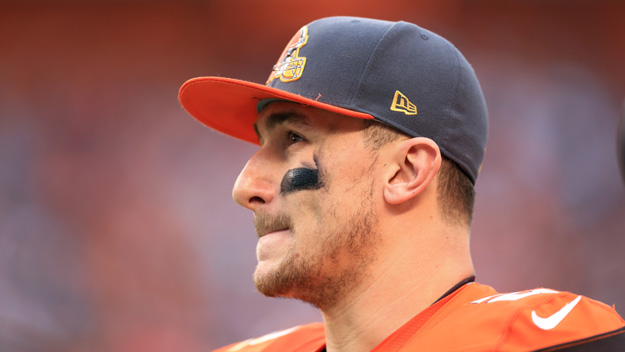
[{"left": 383, "top": 138, "right": 441, "bottom": 205}]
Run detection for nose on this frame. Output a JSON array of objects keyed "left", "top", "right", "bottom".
[{"left": 232, "top": 149, "right": 277, "bottom": 211}]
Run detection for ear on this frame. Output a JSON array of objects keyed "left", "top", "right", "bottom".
[{"left": 383, "top": 137, "right": 441, "bottom": 205}]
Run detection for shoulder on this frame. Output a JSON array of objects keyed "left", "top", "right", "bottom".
[
  {"left": 424, "top": 284, "right": 625, "bottom": 351},
  {"left": 466, "top": 287, "right": 624, "bottom": 329},
  {"left": 213, "top": 323, "right": 325, "bottom": 352}
]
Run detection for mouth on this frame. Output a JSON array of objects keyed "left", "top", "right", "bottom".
[
  {"left": 260, "top": 228, "right": 289, "bottom": 238},
  {"left": 254, "top": 213, "right": 292, "bottom": 238}
]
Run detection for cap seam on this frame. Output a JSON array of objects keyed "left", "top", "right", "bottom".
[
  {"left": 439, "top": 43, "right": 476, "bottom": 182},
  {"left": 349, "top": 21, "right": 397, "bottom": 108},
  {"left": 439, "top": 42, "right": 462, "bottom": 149}
]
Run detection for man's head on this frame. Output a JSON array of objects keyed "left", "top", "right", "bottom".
[
  {"left": 179, "top": 16, "right": 488, "bottom": 183},
  {"left": 179, "top": 16, "right": 488, "bottom": 307},
  {"left": 233, "top": 102, "right": 384, "bottom": 308}
]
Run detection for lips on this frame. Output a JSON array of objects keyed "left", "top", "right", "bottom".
[
  {"left": 254, "top": 213, "right": 293, "bottom": 238},
  {"left": 260, "top": 228, "right": 289, "bottom": 238}
]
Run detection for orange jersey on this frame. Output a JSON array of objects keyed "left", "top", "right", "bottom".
[{"left": 214, "top": 283, "right": 625, "bottom": 351}]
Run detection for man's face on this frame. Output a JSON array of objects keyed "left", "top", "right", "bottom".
[{"left": 232, "top": 102, "right": 382, "bottom": 309}]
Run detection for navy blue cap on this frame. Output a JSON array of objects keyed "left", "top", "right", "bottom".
[{"left": 179, "top": 16, "right": 488, "bottom": 183}]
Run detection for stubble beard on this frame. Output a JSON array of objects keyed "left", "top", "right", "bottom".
[{"left": 253, "top": 186, "right": 379, "bottom": 310}]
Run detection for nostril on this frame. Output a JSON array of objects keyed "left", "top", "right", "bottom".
[{"left": 250, "top": 196, "right": 265, "bottom": 204}]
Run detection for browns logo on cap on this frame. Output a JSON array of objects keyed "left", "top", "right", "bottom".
[{"left": 267, "top": 26, "right": 309, "bottom": 84}]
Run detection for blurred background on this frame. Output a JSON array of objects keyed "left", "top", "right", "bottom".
[{"left": 1, "top": 0, "right": 624, "bottom": 351}]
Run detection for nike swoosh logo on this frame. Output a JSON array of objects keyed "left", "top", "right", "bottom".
[{"left": 531, "top": 295, "right": 582, "bottom": 330}]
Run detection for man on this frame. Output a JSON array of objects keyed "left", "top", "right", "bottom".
[{"left": 179, "top": 16, "right": 625, "bottom": 351}]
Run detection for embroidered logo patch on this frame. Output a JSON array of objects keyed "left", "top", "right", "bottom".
[
  {"left": 266, "top": 26, "right": 309, "bottom": 84},
  {"left": 390, "top": 90, "right": 417, "bottom": 115}
]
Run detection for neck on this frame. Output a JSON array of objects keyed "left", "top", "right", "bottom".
[{"left": 320, "top": 221, "right": 474, "bottom": 352}]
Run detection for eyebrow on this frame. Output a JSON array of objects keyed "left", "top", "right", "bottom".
[{"left": 253, "top": 111, "right": 311, "bottom": 142}]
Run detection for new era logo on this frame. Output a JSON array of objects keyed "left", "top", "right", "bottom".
[{"left": 390, "top": 90, "right": 417, "bottom": 115}]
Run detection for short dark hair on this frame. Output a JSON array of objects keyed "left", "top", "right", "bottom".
[
  {"left": 361, "top": 119, "right": 475, "bottom": 226},
  {"left": 436, "top": 156, "right": 475, "bottom": 226}
]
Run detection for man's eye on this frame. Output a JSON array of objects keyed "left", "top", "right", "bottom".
[{"left": 287, "top": 131, "right": 305, "bottom": 144}]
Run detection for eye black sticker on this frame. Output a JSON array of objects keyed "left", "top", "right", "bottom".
[{"left": 280, "top": 167, "right": 323, "bottom": 195}]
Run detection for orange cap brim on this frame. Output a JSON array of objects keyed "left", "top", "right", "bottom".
[{"left": 178, "top": 76, "right": 374, "bottom": 145}]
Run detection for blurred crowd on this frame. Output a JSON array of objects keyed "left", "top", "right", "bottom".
[{"left": 1, "top": 1, "right": 624, "bottom": 351}]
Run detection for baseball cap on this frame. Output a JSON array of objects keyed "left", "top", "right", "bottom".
[{"left": 179, "top": 16, "right": 488, "bottom": 183}]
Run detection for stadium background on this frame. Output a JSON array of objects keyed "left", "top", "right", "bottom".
[{"left": 1, "top": 0, "right": 624, "bottom": 350}]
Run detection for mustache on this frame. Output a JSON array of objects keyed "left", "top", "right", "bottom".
[{"left": 254, "top": 213, "right": 293, "bottom": 238}]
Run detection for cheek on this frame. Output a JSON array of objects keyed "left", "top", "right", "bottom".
[
  {"left": 283, "top": 149, "right": 347, "bottom": 238},
  {"left": 287, "top": 187, "right": 329, "bottom": 252}
]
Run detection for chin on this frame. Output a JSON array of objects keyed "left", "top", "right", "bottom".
[{"left": 253, "top": 257, "right": 303, "bottom": 298}]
